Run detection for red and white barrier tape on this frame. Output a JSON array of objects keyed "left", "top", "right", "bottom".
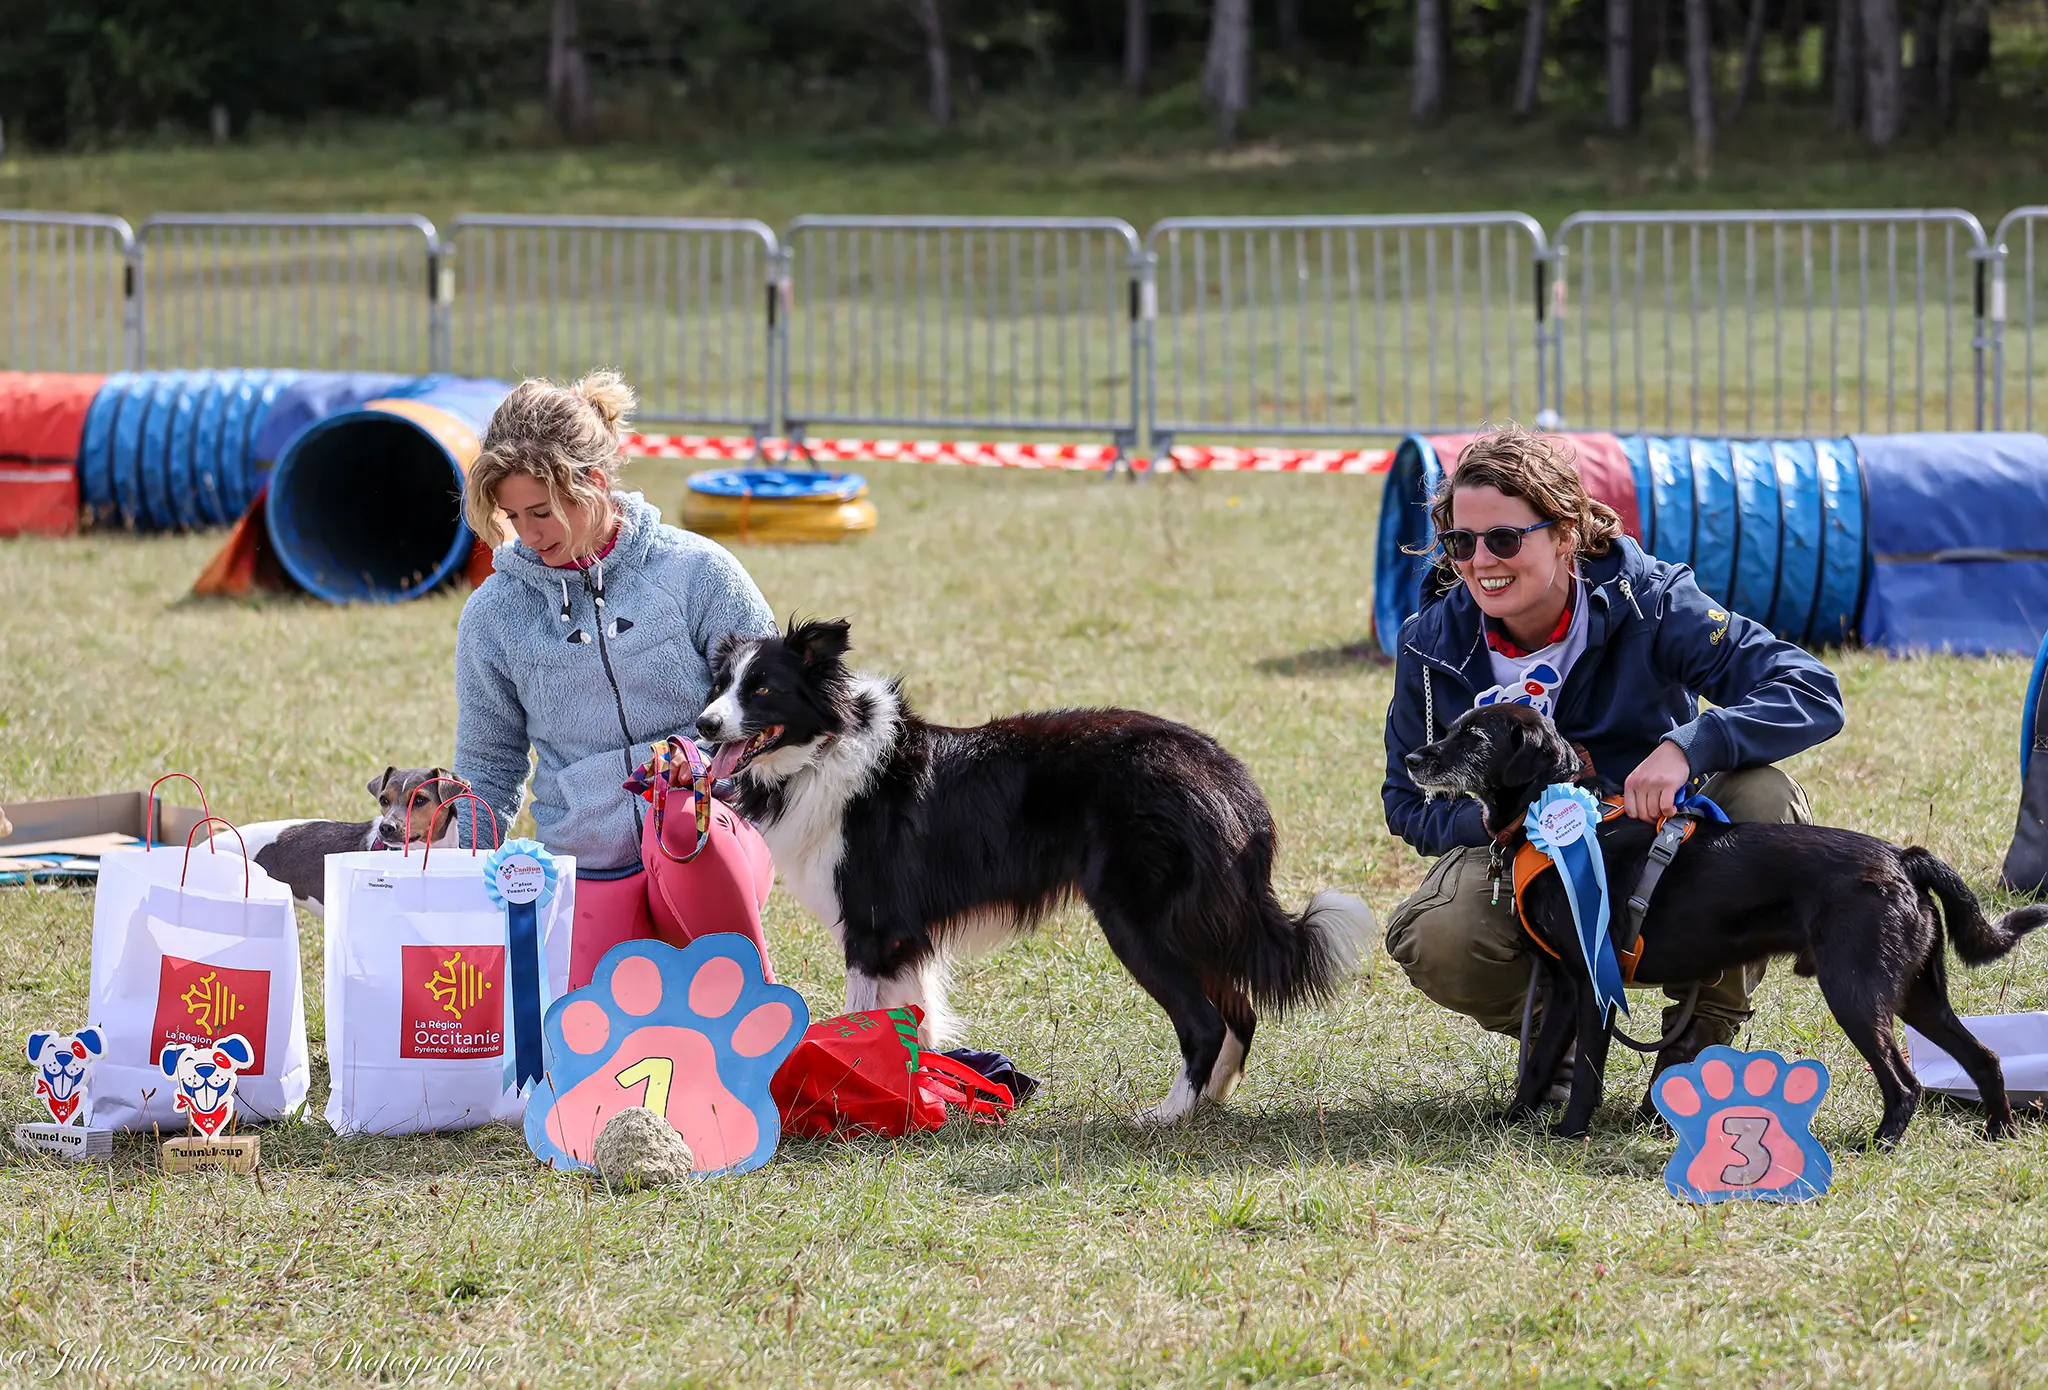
[
  {"left": 620, "top": 433, "right": 1392, "bottom": 475},
  {"left": 1157, "top": 445, "right": 1391, "bottom": 474},
  {"left": 622, "top": 434, "right": 1118, "bottom": 470},
  {"left": 621, "top": 434, "right": 764, "bottom": 462}
]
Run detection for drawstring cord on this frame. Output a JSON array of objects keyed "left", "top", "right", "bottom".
[{"left": 555, "top": 545, "right": 610, "bottom": 624}]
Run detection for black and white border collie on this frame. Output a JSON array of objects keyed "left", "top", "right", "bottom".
[{"left": 695, "top": 618, "right": 1374, "bottom": 1123}]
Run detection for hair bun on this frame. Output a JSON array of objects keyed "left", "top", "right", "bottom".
[{"left": 572, "top": 368, "right": 636, "bottom": 434}]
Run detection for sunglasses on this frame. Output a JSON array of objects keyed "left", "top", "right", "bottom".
[{"left": 1438, "top": 519, "right": 1556, "bottom": 563}]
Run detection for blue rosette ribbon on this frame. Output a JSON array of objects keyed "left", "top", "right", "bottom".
[
  {"left": 483, "top": 839, "right": 559, "bottom": 1095},
  {"left": 1525, "top": 783, "right": 1629, "bottom": 1021}
]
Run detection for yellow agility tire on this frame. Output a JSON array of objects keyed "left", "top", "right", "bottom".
[{"left": 681, "top": 469, "right": 878, "bottom": 544}]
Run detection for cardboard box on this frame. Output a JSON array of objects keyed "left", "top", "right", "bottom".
[{"left": 0, "top": 792, "right": 215, "bottom": 878}]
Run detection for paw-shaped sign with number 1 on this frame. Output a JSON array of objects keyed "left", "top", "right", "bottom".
[
  {"left": 524, "top": 935, "right": 807, "bottom": 1178},
  {"left": 1652, "top": 1046, "right": 1832, "bottom": 1204}
]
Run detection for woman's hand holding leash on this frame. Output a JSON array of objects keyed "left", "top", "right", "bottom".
[{"left": 1624, "top": 741, "right": 1692, "bottom": 823}]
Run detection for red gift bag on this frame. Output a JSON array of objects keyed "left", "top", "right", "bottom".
[{"left": 770, "top": 1006, "right": 1014, "bottom": 1138}]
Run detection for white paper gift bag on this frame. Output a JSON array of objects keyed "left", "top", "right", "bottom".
[
  {"left": 323, "top": 837, "right": 575, "bottom": 1137},
  {"left": 86, "top": 832, "right": 310, "bottom": 1132}
]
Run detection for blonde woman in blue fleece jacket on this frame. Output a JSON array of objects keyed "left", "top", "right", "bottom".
[{"left": 453, "top": 370, "right": 780, "bottom": 987}]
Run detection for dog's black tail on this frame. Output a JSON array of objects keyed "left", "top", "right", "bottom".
[
  {"left": 1231, "top": 889, "right": 1375, "bottom": 1015},
  {"left": 1903, "top": 846, "right": 2048, "bottom": 966}
]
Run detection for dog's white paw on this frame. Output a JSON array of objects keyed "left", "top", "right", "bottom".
[{"left": 1136, "top": 1075, "right": 1202, "bottom": 1126}]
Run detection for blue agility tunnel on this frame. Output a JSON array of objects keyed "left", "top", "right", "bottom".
[
  {"left": 1375, "top": 431, "right": 1873, "bottom": 654},
  {"left": 59, "top": 369, "right": 513, "bottom": 603},
  {"left": 1617, "top": 436, "right": 1868, "bottom": 650},
  {"left": 75, "top": 370, "right": 132, "bottom": 527},
  {"left": 77, "top": 369, "right": 306, "bottom": 531},
  {"left": 1376, "top": 429, "right": 2048, "bottom": 656},
  {"left": 1852, "top": 433, "right": 2048, "bottom": 656},
  {"left": 263, "top": 375, "right": 512, "bottom": 603},
  {"left": 1375, "top": 430, "right": 1862, "bottom": 654},
  {"left": 249, "top": 372, "right": 416, "bottom": 473}
]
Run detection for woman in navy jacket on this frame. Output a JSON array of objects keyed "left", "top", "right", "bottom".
[{"left": 1381, "top": 427, "right": 1845, "bottom": 1110}]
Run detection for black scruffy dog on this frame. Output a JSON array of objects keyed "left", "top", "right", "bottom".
[
  {"left": 693, "top": 617, "right": 1375, "bottom": 1124},
  {"left": 1405, "top": 701, "right": 2048, "bottom": 1147}
]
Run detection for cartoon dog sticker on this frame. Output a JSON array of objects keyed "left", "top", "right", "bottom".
[
  {"left": 159, "top": 1035, "right": 253, "bottom": 1138},
  {"left": 26, "top": 1029, "right": 104, "bottom": 1126}
]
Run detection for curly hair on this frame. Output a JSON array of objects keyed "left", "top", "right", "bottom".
[
  {"left": 1426, "top": 424, "right": 1624, "bottom": 558},
  {"left": 464, "top": 369, "right": 637, "bottom": 543}
]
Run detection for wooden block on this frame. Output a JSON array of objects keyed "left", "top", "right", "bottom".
[
  {"left": 12, "top": 1123, "right": 113, "bottom": 1163},
  {"left": 160, "top": 1134, "right": 260, "bottom": 1174}
]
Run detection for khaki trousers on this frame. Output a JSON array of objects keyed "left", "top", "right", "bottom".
[{"left": 1384, "top": 766, "right": 1813, "bottom": 1043}]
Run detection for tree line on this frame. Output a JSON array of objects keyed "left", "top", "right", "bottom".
[{"left": 0, "top": 0, "right": 2017, "bottom": 158}]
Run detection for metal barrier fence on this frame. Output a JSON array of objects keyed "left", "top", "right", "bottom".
[
  {"left": 135, "top": 214, "right": 439, "bottom": 373},
  {"left": 9, "top": 204, "right": 2048, "bottom": 445},
  {"left": 1146, "top": 214, "right": 1548, "bottom": 451},
  {"left": 1992, "top": 207, "right": 2048, "bottom": 433},
  {"left": 445, "top": 215, "right": 778, "bottom": 434},
  {"left": 0, "top": 212, "right": 138, "bottom": 373},
  {"left": 779, "top": 216, "right": 1144, "bottom": 454},
  {"left": 1549, "top": 209, "right": 1991, "bottom": 436}
]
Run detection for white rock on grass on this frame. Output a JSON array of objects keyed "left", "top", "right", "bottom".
[{"left": 593, "top": 1106, "right": 696, "bottom": 1189}]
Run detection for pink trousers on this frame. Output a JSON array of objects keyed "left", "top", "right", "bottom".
[{"left": 569, "top": 796, "right": 777, "bottom": 989}]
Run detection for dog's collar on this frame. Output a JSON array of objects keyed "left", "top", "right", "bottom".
[{"left": 1487, "top": 820, "right": 1522, "bottom": 907}]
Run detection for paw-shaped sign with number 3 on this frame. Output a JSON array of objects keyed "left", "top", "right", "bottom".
[
  {"left": 524, "top": 935, "right": 808, "bottom": 1178},
  {"left": 1652, "top": 1046, "right": 1832, "bottom": 1204}
]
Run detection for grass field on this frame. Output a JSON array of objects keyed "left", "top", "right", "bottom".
[
  {"left": 4, "top": 458, "right": 2047, "bottom": 1387},
  {"left": 7, "top": 86, "right": 2048, "bottom": 231}
]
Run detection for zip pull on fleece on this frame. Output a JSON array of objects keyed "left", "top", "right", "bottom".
[
  {"left": 558, "top": 577, "right": 571, "bottom": 623},
  {"left": 1617, "top": 577, "right": 1645, "bottom": 621}
]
